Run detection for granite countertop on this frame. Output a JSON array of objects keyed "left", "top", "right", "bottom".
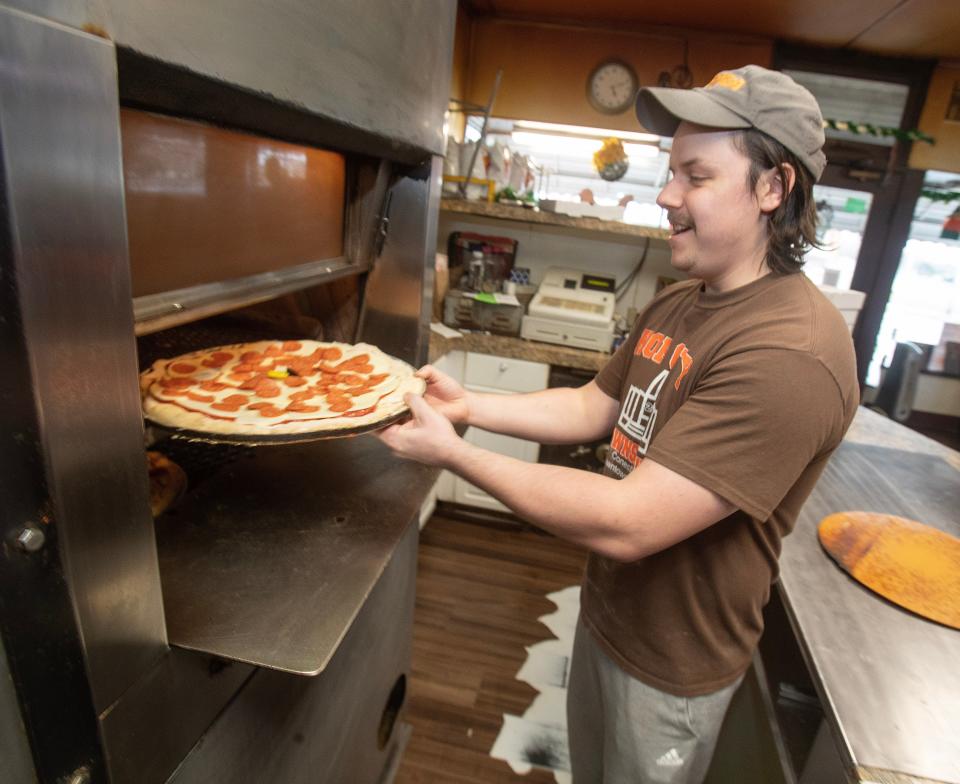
[{"left": 429, "top": 327, "right": 610, "bottom": 373}]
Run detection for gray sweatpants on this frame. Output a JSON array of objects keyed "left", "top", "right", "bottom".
[{"left": 566, "top": 616, "right": 742, "bottom": 784}]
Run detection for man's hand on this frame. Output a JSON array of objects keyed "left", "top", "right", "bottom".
[
  {"left": 376, "top": 392, "right": 465, "bottom": 467},
  {"left": 416, "top": 365, "right": 471, "bottom": 424}
]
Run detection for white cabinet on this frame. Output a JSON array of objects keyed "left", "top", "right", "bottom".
[
  {"left": 452, "top": 353, "right": 549, "bottom": 513},
  {"left": 421, "top": 348, "right": 549, "bottom": 521},
  {"left": 427, "top": 350, "right": 465, "bottom": 515}
]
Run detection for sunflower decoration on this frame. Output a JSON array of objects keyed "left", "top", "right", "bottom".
[{"left": 593, "top": 137, "right": 629, "bottom": 182}]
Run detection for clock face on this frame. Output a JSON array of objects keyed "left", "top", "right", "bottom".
[{"left": 587, "top": 60, "right": 639, "bottom": 115}]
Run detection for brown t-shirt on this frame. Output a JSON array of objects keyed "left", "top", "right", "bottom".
[{"left": 586, "top": 272, "right": 858, "bottom": 696}]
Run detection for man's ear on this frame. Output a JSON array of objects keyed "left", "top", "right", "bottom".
[{"left": 757, "top": 163, "right": 796, "bottom": 213}]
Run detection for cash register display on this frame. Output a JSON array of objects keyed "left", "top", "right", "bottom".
[
  {"left": 539, "top": 295, "right": 606, "bottom": 315},
  {"left": 581, "top": 274, "right": 616, "bottom": 292}
]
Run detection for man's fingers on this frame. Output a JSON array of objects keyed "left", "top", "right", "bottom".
[
  {"left": 405, "top": 392, "right": 435, "bottom": 423},
  {"left": 375, "top": 422, "right": 401, "bottom": 447}
]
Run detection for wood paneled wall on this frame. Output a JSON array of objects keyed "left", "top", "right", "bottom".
[
  {"left": 910, "top": 64, "right": 960, "bottom": 174},
  {"left": 461, "top": 18, "right": 773, "bottom": 132}
]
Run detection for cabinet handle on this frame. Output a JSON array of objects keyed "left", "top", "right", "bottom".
[{"left": 499, "top": 362, "right": 509, "bottom": 372}]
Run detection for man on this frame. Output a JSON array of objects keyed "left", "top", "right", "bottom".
[{"left": 379, "top": 65, "right": 859, "bottom": 783}]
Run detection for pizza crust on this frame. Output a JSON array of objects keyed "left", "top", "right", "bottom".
[
  {"left": 140, "top": 340, "right": 425, "bottom": 438},
  {"left": 147, "top": 451, "right": 187, "bottom": 516}
]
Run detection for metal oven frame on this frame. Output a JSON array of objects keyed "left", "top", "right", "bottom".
[{"left": 0, "top": 4, "right": 453, "bottom": 782}]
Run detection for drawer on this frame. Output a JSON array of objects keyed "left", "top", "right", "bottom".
[{"left": 463, "top": 352, "right": 549, "bottom": 393}]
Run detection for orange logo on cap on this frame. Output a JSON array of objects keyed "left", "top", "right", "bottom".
[{"left": 706, "top": 72, "right": 746, "bottom": 91}]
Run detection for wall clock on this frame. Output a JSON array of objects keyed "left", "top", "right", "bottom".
[{"left": 587, "top": 59, "right": 639, "bottom": 115}]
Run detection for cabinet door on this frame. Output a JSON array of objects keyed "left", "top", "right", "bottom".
[
  {"left": 452, "top": 422, "right": 540, "bottom": 512},
  {"left": 453, "top": 374, "right": 546, "bottom": 513},
  {"left": 429, "top": 351, "right": 464, "bottom": 504}
]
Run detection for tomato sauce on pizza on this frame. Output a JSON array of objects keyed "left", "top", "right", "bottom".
[{"left": 140, "top": 340, "right": 424, "bottom": 437}]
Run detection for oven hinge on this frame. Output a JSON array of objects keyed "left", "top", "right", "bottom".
[{"left": 373, "top": 190, "right": 393, "bottom": 258}]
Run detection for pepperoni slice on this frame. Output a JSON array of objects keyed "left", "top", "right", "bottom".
[
  {"left": 328, "top": 400, "right": 353, "bottom": 413},
  {"left": 171, "top": 362, "right": 198, "bottom": 374},
  {"left": 186, "top": 392, "right": 216, "bottom": 403},
  {"left": 286, "top": 402, "right": 320, "bottom": 413},
  {"left": 263, "top": 345, "right": 283, "bottom": 358},
  {"left": 257, "top": 405, "right": 285, "bottom": 418},
  {"left": 221, "top": 394, "right": 250, "bottom": 405},
  {"left": 239, "top": 375, "right": 266, "bottom": 390},
  {"left": 246, "top": 401, "right": 273, "bottom": 410},
  {"left": 323, "top": 348, "right": 343, "bottom": 361},
  {"left": 283, "top": 376, "right": 308, "bottom": 387},
  {"left": 354, "top": 363, "right": 374, "bottom": 374},
  {"left": 254, "top": 382, "right": 281, "bottom": 398},
  {"left": 234, "top": 363, "right": 260, "bottom": 373},
  {"left": 229, "top": 372, "right": 255, "bottom": 382},
  {"left": 211, "top": 402, "right": 242, "bottom": 413},
  {"left": 199, "top": 381, "right": 228, "bottom": 392},
  {"left": 160, "top": 377, "right": 194, "bottom": 389},
  {"left": 338, "top": 373, "right": 365, "bottom": 386},
  {"left": 211, "top": 351, "right": 234, "bottom": 362},
  {"left": 240, "top": 351, "right": 262, "bottom": 362},
  {"left": 202, "top": 358, "right": 229, "bottom": 369},
  {"left": 290, "top": 389, "right": 317, "bottom": 403},
  {"left": 344, "top": 405, "right": 377, "bottom": 418},
  {"left": 367, "top": 374, "right": 388, "bottom": 386},
  {"left": 282, "top": 341, "right": 303, "bottom": 352}
]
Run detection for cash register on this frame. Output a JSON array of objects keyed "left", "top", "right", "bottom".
[{"left": 521, "top": 267, "right": 616, "bottom": 352}]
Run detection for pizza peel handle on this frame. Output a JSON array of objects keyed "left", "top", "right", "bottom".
[{"left": 818, "top": 511, "right": 960, "bottom": 630}]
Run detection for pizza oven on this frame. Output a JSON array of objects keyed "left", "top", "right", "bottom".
[{"left": 0, "top": 4, "right": 454, "bottom": 783}]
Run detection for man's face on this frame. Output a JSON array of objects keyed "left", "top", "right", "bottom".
[{"left": 656, "top": 123, "right": 767, "bottom": 282}]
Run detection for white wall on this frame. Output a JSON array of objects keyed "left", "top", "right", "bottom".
[
  {"left": 913, "top": 375, "right": 960, "bottom": 417},
  {"left": 437, "top": 213, "right": 679, "bottom": 321}
]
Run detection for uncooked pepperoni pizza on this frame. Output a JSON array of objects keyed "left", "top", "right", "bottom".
[{"left": 140, "top": 340, "right": 425, "bottom": 440}]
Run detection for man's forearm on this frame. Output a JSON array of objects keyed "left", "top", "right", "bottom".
[
  {"left": 467, "top": 385, "right": 611, "bottom": 444},
  {"left": 446, "top": 440, "right": 644, "bottom": 560}
]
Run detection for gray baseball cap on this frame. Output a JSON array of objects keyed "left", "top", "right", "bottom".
[{"left": 635, "top": 65, "right": 826, "bottom": 180}]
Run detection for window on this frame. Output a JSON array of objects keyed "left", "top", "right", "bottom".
[
  {"left": 466, "top": 117, "right": 671, "bottom": 227},
  {"left": 867, "top": 170, "right": 960, "bottom": 386}
]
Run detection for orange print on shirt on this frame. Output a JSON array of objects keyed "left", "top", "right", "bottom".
[{"left": 634, "top": 329, "right": 694, "bottom": 389}]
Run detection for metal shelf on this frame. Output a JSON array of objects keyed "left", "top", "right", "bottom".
[{"left": 133, "top": 256, "right": 365, "bottom": 335}]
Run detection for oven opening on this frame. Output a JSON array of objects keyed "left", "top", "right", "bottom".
[
  {"left": 377, "top": 674, "right": 407, "bottom": 750},
  {"left": 139, "top": 291, "right": 359, "bottom": 510}
]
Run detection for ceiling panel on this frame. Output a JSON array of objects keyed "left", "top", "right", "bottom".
[
  {"left": 851, "top": 0, "right": 960, "bottom": 59},
  {"left": 468, "top": 0, "right": 957, "bottom": 59}
]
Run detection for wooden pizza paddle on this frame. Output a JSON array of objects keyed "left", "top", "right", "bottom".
[{"left": 818, "top": 511, "right": 960, "bottom": 630}]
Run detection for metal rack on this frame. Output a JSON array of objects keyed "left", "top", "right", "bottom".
[{"left": 447, "top": 68, "right": 503, "bottom": 199}]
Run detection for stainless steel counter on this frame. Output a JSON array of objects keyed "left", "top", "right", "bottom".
[
  {"left": 778, "top": 407, "right": 960, "bottom": 784},
  {"left": 155, "top": 435, "right": 438, "bottom": 675}
]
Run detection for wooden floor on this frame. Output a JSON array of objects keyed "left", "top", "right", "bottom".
[{"left": 395, "top": 510, "right": 589, "bottom": 784}]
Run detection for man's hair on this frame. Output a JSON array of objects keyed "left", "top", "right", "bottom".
[{"left": 733, "top": 129, "right": 821, "bottom": 274}]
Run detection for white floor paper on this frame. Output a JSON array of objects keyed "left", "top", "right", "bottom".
[{"left": 488, "top": 585, "right": 579, "bottom": 783}]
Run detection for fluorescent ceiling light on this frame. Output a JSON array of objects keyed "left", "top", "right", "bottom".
[
  {"left": 513, "top": 120, "right": 660, "bottom": 144},
  {"left": 511, "top": 132, "right": 660, "bottom": 158}
]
